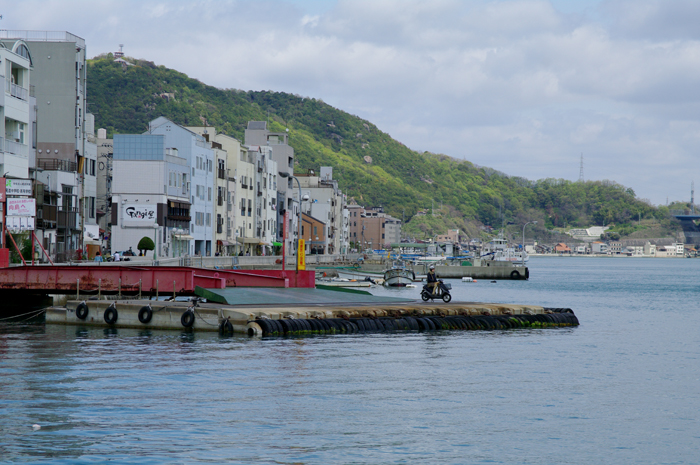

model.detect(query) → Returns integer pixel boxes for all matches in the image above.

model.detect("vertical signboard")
[298,239,306,270]
[0,178,5,203]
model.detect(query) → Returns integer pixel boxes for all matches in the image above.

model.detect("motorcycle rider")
[427,264,439,295]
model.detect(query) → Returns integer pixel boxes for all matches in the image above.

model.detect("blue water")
[1,257,699,464]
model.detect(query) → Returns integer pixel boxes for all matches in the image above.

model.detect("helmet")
[429,265,435,270]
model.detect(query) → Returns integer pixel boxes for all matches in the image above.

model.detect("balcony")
[38,159,77,172]
[57,208,78,230]
[3,138,28,157]
[167,213,191,222]
[5,80,28,101]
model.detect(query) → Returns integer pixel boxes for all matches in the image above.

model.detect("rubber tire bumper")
[76,302,89,320]
[138,306,153,324]
[181,310,195,328]
[104,305,118,325]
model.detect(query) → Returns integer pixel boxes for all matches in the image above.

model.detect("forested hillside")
[87,56,680,240]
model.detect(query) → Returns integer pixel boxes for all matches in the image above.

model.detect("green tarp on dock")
[195,286,414,306]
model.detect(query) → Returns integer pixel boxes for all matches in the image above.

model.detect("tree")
[138,236,155,256]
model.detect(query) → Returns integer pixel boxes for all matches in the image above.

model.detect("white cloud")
[3,0,699,204]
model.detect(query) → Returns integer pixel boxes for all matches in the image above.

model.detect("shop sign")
[123,203,156,226]
[6,216,35,232]
[7,198,36,216]
[0,178,5,202]
[5,179,32,196]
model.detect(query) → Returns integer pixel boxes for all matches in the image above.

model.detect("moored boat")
[383,261,416,287]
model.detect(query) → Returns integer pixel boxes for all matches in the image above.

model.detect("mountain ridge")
[87,55,681,241]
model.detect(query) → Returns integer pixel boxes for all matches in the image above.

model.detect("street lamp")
[278,171,302,272]
[153,223,159,262]
[522,221,537,253]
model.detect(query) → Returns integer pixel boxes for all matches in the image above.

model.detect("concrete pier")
[47,297,578,336]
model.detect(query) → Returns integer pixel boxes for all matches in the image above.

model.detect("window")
[208,187,212,201]
[206,213,211,226]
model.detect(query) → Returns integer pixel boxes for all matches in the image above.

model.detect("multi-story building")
[0,38,32,251]
[0,37,31,179]
[244,122,295,254]
[95,128,113,249]
[148,117,214,256]
[301,212,327,254]
[111,134,191,258]
[189,129,253,255]
[82,114,98,252]
[297,167,346,255]
[249,145,277,253]
[346,204,400,251]
[2,30,88,260]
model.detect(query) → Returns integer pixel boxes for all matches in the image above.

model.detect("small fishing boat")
[383,261,416,287]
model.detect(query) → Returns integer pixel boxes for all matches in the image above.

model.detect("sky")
[3,0,699,206]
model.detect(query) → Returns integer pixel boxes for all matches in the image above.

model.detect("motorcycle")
[421,279,452,302]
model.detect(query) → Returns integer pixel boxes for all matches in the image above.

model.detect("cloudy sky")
[4,0,700,205]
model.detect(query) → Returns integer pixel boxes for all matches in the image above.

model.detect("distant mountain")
[87,55,679,240]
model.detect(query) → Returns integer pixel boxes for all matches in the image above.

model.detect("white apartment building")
[0,38,31,179]
[190,130,254,255]
[111,134,191,258]
[250,145,277,253]
[244,122,295,255]
[149,117,214,256]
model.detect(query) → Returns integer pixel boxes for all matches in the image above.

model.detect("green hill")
[87,55,680,241]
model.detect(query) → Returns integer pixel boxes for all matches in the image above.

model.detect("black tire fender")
[219,319,234,334]
[181,310,195,328]
[104,305,118,325]
[138,306,153,324]
[76,302,89,320]
[510,270,521,279]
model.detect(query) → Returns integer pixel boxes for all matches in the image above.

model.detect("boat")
[383,261,416,287]
[481,232,529,264]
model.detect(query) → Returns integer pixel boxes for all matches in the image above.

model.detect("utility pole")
[578,153,584,182]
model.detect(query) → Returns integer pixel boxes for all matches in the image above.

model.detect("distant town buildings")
[0,31,691,263]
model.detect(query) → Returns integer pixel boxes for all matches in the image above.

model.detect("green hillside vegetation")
[87,55,681,241]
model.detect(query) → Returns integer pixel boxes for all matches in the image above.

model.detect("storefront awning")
[272,242,282,247]
[236,237,259,244]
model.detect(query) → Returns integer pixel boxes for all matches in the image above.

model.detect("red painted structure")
[0,265,315,295]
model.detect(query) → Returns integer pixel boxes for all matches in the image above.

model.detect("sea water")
[1,257,699,464]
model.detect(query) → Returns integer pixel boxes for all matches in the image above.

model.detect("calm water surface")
[1,257,699,464]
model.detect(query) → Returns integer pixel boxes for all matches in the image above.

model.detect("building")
[346,204,400,251]
[591,241,608,254]
[111,134,191,258]
[297,167,347,255]
[301,212,327,254]
[0,38,31,178]
[2,30,89,259]
[244,122,294,254]
[1,37,33,252]
[554,243,572,254]
[95,128,113,249]
[436,229,459,244]
[148,118,214,256]
[189,130,253,255]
